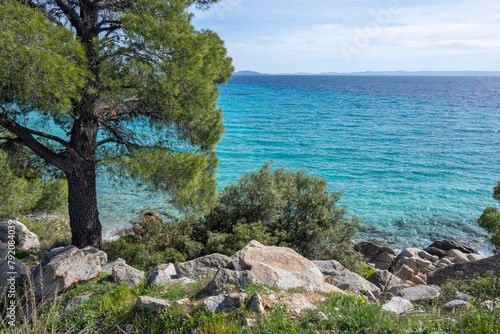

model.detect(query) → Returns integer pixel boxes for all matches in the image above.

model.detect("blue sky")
[191,0,500,73]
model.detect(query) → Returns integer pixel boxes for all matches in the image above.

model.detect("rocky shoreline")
[1,219,499,332]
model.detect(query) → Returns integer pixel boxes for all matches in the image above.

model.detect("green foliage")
[258,307,304,333]
[442,271,500,303]
[103,215,204,271]
[458,307,500,334]
[204,162,359,260]
[95,0,234,214]
[478,181,500,249]
[0,1,87,114]
[1,0,233,248]
[0,148,67,217]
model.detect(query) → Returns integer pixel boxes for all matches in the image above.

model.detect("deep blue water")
[99,75,500,253]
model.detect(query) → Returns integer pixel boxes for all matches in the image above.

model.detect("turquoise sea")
[99,75,500,254]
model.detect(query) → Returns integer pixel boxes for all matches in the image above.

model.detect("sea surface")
[98,75,500,254]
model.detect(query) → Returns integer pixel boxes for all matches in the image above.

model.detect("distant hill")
[235,70,500,77]
[233,70,268,76]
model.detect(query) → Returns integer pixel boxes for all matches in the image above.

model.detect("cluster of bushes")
[104,163,363,272]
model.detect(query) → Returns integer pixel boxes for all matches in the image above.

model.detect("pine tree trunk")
[66,162,102,249]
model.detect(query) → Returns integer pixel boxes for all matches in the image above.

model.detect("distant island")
[234,70,500,76]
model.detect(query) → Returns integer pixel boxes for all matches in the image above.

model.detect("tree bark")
[66,162,102,248]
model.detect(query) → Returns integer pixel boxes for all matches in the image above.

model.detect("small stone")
[455,291,474,301]
[481,298,500,312]
[135,296,171,312]
[147,263,177,285]
[171,277,196,284]
[443,300,470,310]
[400,285,442,301]
[176,298,190,306]
[248,292,265,313]
[381,297,414,315]
[125,324,134,332]
[102,258,126,275]
[112,264,145,287]
[243,318,256,327]
[202,293,248,313]
[318,311,329,321]
[61,294,92,315]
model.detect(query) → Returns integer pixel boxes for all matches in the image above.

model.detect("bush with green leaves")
[478,181,500,251]
[0,141,67,217]
[204,162,360,260]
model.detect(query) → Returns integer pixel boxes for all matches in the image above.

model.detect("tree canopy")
[0,0,233,248]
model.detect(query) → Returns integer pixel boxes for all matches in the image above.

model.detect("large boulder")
[354,242,397,270]
[208,268,256,295]
[427,240,478,254]
[427,254,500,286]
[112,264,145,287]
[147,263,177,285]
[175,254,232,279]
[0,258,31,293]
[233,241,325,291]
[0,220,40,253]
[31,246,101,296]
[314,260,380,298]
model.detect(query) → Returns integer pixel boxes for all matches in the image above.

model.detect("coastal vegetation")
[0,0,233,249]
[103,163,364,274]
[478,181,500,251]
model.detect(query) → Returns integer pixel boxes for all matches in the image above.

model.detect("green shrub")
[478,181,500,251]
[204,162,359,261]
[103,216,202,271]
[441,271,500,303]
[0,142,67,217]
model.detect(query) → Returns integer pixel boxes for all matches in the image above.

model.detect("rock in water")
[427,240,478,254]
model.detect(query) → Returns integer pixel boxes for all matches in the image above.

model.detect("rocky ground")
[1,219,500,333]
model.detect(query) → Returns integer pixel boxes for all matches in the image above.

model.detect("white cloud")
[193,0,500,72]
